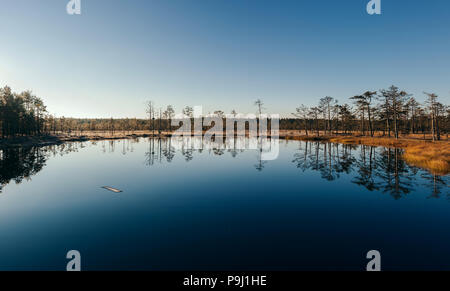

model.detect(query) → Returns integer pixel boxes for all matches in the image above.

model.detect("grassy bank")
[334,137,449,176]
[280,133,449,176]
[330,136,449,176]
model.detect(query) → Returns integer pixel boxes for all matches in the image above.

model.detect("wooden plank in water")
[101,186,123,193]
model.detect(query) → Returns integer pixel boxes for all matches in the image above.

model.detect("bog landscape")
[0,0,449,271]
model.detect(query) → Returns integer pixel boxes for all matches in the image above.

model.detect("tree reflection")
[182,148,194,162]
[254,139,267,172]
[293,142,357,180]
[421,173,448,200]
[0,148,46,193]
[162,138,176,163]
[374,148,414,200]
[334,143,357,174]
[144,138,157,166]
[0,143,81,193]
[1,138,447,200]
[292,141,447,200]
[352,145,378,191]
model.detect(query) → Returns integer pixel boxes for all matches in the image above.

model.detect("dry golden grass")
[329,136,423,148]
[402,144,450,176]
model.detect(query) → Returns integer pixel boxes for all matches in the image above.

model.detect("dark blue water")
[0,138,448,270]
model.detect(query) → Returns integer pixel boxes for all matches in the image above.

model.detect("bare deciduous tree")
[292,105,310,136]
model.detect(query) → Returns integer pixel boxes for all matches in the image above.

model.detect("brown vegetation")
[402,144,450,176]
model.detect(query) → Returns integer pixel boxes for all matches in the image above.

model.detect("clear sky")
[0,0,449,118]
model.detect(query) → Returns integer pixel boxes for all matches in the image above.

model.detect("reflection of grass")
[281,133,450,176]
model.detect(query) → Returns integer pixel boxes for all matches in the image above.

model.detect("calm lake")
[0,137,449,271]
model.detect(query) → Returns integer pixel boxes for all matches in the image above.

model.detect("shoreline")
[1,131,448,175]
[282,134,449,176]
[0,133,160,148]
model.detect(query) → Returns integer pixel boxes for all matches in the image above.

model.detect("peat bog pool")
[0,137,448,270]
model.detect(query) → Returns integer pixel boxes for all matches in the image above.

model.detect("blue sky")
[0,0,449,118]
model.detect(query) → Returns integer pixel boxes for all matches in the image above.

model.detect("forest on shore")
[1,85,449,141]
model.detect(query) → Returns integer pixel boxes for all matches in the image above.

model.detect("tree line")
[0,86,48,138]
[290,86,449,140]
[1,85,449,140]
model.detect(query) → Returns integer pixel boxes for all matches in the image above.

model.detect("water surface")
[0,138,448,270]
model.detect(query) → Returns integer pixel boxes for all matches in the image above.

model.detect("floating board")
[101,186,123,193]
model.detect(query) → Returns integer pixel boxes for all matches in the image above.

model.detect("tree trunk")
[431,112,435,141]
[367,105,373,137]
[316,117,319,136]
[304,119,308,136]
[361,109,365,136]
[435,111,440,141]
[387,116,391,137]
[393,110,398,139]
